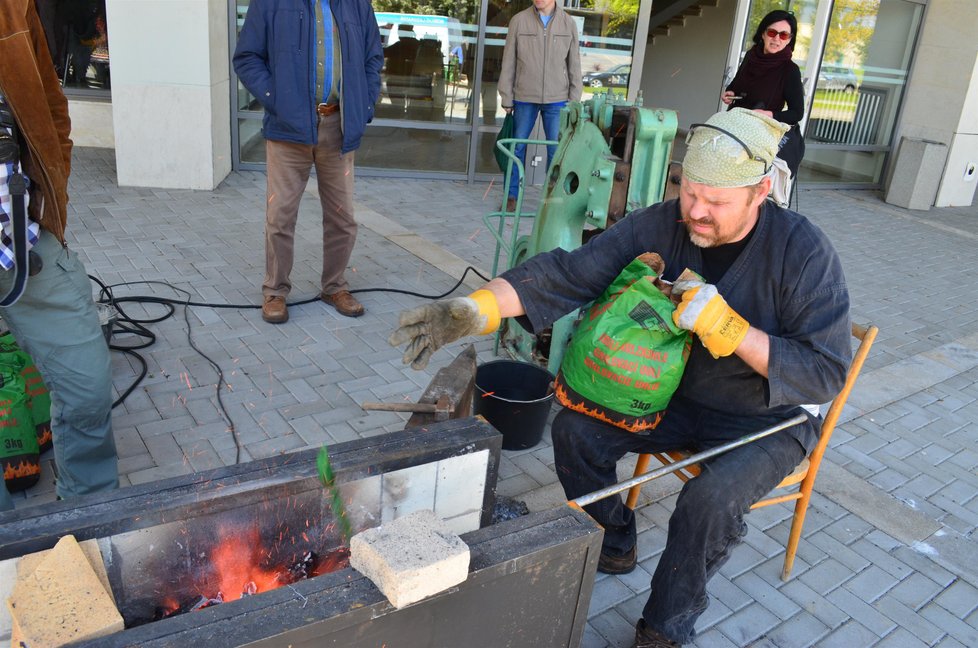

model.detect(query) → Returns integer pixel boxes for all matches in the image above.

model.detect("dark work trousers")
[551,397,809,644]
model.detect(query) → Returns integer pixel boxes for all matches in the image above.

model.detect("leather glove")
[389,290,500,370]
[672,281,749,358]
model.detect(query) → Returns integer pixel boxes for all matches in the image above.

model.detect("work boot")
[505,196,517,212]
[322,290,365,318]
[262,295,288,324]
[597,544,637,575]
[633,619,680,648]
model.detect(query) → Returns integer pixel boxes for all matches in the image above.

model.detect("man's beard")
[683,217,719,248]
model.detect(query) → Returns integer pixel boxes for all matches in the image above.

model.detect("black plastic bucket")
[474,360,556,451]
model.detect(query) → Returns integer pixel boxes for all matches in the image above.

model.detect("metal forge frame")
[0,418,603,648]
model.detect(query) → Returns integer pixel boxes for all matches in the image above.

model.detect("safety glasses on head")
[685,123,771,174]
[765,28,791,41]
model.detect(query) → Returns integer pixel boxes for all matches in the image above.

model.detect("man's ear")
[751,176,773,207]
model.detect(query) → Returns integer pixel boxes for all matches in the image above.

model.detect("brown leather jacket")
[0,0,72,243]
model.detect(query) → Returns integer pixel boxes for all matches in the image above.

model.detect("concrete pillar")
[105,0,231,190]
[891,1,978,208]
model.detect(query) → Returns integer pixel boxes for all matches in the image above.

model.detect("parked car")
[817,66,858,93]
[583,64,630,89]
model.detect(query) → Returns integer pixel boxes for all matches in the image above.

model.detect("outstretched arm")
[388,279,525,370]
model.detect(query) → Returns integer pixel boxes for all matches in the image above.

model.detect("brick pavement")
[6,147,978,647]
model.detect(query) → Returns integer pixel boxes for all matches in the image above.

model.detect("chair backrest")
[631,322,879,494]
[795,322,878,484]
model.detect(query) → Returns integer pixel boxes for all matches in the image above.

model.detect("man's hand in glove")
[389,290,500,370]
[672,281,749,358]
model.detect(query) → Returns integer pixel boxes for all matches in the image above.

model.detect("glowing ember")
[211,527,282,602]
[155,526,350,621]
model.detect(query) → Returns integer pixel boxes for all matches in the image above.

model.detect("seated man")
[389,108,852,647]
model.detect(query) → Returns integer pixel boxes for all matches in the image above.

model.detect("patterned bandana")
[682,108,789,188]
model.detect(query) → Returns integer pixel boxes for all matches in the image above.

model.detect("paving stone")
[717,542,766,580]
[713,602,780,645]
[807,530,871,575]
[510,452,558,488]
[588,577,636,616]
[825,587,897,637]
[580,623,610,648]
[875,596,945,645]
[876,627,930,648]
[921,600,978,646]
[932,579,978,619]
[694,597,733,634]
[890,545,957,588]
[798,558,855,596]
[605,564,648,599]
[587,609,632,648]
[779,579,849,631]
[843,564,901,603]
[732,571,801,620]
[689,629,738,648]
[763,610,830,648]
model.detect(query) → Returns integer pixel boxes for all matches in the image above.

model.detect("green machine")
[485,94,678,375]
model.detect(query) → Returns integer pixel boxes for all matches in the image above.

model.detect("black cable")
[91,265,492,464]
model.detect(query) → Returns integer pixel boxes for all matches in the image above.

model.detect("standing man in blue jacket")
[233,0,382,323]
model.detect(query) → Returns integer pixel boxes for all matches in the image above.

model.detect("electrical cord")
[91,265,492,463]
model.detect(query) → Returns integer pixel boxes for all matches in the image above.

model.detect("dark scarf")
[728,44,794,114]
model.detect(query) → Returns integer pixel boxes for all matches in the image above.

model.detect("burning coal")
[153,525,350,622]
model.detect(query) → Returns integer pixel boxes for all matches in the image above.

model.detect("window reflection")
[576,0,639,102]
[37,0,110,92]
[374,5,478,124]
[231,0,643,176]
[803,0,923,184]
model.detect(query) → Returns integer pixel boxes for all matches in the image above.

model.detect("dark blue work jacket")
[501,199,853,453]
[233,0,382,153]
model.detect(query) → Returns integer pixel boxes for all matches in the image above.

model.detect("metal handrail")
[483,136,558,276]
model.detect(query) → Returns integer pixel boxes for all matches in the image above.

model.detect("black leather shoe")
[597,544,637,574]
[633,619,680,648]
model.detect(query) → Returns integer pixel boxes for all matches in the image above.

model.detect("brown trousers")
[264,112,356,297]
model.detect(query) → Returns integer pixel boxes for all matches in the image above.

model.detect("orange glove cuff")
[468,289,501,335]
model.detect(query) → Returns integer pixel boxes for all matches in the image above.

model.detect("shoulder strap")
[0,173,30,307]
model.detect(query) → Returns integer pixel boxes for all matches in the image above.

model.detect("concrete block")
[885,138,948,210]
[350,509,469,609]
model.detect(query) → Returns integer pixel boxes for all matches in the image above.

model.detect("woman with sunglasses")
[721,10,805,179]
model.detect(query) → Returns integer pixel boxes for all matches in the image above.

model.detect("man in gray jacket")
[498,0,582,211]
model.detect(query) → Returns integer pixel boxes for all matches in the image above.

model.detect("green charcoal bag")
[494,112,516,173]
[555,257,691,432]
[0,333,52,452]
[0,359,41,491]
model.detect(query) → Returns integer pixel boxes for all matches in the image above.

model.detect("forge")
[0,417,602,647]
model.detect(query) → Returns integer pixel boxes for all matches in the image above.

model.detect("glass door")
[723,0,924,187]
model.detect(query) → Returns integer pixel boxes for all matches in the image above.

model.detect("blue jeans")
[0,231,116,511]
[552,397,808,644]
[507,101,566,199]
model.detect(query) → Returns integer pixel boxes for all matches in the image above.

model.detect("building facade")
[62,0,977,207]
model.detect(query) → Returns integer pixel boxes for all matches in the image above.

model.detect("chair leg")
[781,485,814,581]
[625,453,652,510]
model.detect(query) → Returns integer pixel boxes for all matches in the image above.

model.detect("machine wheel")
[589,79,603,88]
[844,84,856,94]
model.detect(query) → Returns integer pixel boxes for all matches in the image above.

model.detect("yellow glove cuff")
[469,289,501,335]
[697,297,749,358]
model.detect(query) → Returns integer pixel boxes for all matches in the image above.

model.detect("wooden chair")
[624,323,878,581]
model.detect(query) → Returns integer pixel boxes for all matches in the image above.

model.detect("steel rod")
[361,401,439,413]
[571,413,808,508]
